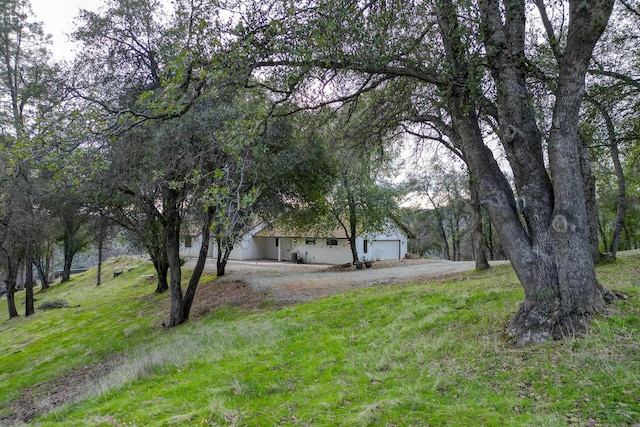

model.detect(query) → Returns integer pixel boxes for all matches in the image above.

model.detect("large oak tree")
[235,0,618,344]
[72,0,337,327]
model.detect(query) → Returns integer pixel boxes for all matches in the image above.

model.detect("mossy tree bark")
[2,252,21,319]
[25,255,35,317]
[164,188,187,327]
[183,207,214,320]
[469,177,490,271]
[476,0,615,344]
[165,189,215,326]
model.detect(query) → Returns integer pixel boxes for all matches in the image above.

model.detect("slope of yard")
[1,254,639,426]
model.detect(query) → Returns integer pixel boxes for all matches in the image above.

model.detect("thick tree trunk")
[5,279,18,319]
[597,216,610,251]
[97,238,103,287]
[216,237,233,277]
[95,216,108,287]
[61,248,74,283]
[578,134,602,262]
[347,234,358,264]
[25,258,35,317]
[4,255,20,318]
[427,194,450,260]
[152,257,169,294]
[35,259,49,290]
[216,243,225,276]
[452,231,459,260]
[148,236,169,293]
[165,189,185,327]
[60,217,88,283]
[583,97,626,259]
[455,220,460,260]
[484,220,495,260]
[131,206,170,293]
[438,220,450,260]
[474,0,615,344]
[183,207,214,320]
[469,176,490,270]
[347,191,359,264]
[147,238,170,293]
[45,254,51,285]
[623,225,636,250]
[452,3,553,345]
[335,212,358,264]
[606,121,626,258]
[335,216,358,264]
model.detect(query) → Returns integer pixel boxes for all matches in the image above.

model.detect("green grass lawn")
[1,254,639,426]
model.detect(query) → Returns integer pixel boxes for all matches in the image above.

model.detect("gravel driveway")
[199,259,509,302]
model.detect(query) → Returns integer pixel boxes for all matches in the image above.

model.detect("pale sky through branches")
[30,0,102,59]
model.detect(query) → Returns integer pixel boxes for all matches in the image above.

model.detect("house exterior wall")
[180,234,203,258]
[254,237,276,260]
[360,225,408,261]
[179,221,269,261]
[179,220,408,264]
[292,238,352,265]
[279,238,293,261]
[236,231,257,260]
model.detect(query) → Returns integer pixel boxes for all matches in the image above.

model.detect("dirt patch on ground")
[154,279,282,325]
[227,258,494,303]
[1,354,124,425]
[189,279,279,319]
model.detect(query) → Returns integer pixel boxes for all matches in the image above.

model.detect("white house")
[180,219,408,265]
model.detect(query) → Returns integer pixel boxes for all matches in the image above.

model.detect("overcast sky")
[30,0,102,59]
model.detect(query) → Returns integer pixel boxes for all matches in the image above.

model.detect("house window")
[275,237,279,247]
[326,239,338,246]
[184,235,192,248]
[305,238,316,245]
[363,239,369,253]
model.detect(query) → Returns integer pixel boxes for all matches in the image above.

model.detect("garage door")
[372,240,401,260]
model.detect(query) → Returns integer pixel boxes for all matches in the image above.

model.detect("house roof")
[185,215,409,240]
[254,223,349,239]
[254,216,409,239]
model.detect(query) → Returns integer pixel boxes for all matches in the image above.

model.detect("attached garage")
[370,239,401,260]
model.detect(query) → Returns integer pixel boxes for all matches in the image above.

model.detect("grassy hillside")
[1,254,639,426]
